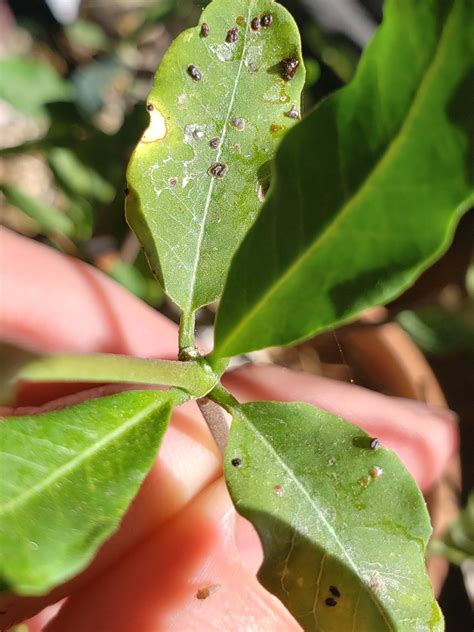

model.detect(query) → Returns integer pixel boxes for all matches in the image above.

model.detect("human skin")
[0,228,457,631]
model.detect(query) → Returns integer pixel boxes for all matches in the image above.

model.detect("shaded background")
[0,0,472,629]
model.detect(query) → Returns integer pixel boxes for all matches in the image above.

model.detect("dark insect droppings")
[209,137,220,149]
[370,437,380,450]
[329,585,341,598]
[146,103,154,112]
[200,23,210,37]
[261,14,273,27]
[231,457,242,468]
[187,65,202,81]
[325,597,337,607]
[124,187,130,196]
[226,27,239,43]
[251,17,261,31]
[281,57,300,81]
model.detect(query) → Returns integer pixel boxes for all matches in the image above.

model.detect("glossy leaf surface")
[0,389,181,595]
[225,402,442,631]
[126,0,304,313]
[214,0,474,357]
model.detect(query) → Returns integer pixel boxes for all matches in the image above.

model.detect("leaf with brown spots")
[126,0,304,315]
[225,401,443,631]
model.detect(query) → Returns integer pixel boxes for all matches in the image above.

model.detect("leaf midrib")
[0,398,166,516]
[217,1,459,354]
[242,408,395,631]
[186,0,254,312]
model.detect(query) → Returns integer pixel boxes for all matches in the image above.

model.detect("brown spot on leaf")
[231,116,245,130]
[208,162,228,178]
[286,105,300,119]
[270,124,282,134]
[273,484,285,497]
[261,14,273,27]
[251,17,261,31]
[146,103,154,112]
[369,466,383,479]
[200,23,210,38]
[168,177,178,187]
[226,27,239,43]
[281,57,300,81]
[209,137,220,149]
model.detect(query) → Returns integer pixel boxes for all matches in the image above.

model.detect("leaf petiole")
[15,353,218,398]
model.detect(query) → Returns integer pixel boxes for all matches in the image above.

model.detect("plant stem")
[178,310,197,359]
[208,382,239,413]
[197,398,229,454]
[16,353,217,398]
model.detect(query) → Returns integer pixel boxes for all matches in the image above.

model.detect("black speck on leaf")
[370,437,380,450]
[200,23,210,38]
[146,103,154,112]
[261,14,273,27]
[187,65,202,81]
[329,585,341,598]
[231,457,242,468]
[325,597,337,607]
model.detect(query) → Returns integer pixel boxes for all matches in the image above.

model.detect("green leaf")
[0,389,182,595]
[65,19,110,53]
[0,56,71,118]
[126,0,305,314]
[47,147,115,204]
[0,185,75,238]
[225,402,442,631]
[397,305,474,358]
[214,0,474,358]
